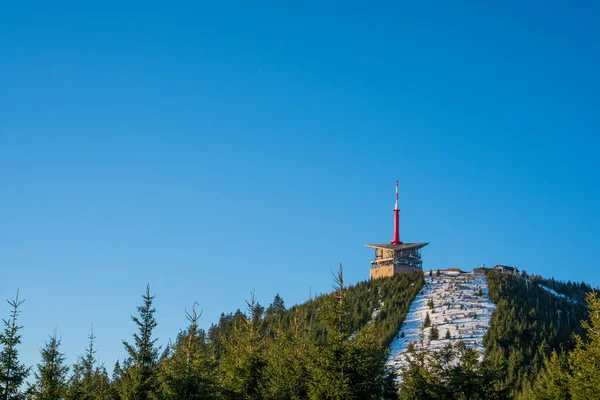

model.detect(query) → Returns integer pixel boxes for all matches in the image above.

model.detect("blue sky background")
[1,1,599,376]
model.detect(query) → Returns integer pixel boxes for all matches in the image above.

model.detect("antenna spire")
[395,180,399,210]
[391,180,402,245]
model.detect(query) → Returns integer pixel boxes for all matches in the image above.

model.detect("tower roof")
[365,242,429,251]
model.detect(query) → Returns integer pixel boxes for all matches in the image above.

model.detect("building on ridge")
[492,265,518,274]
[366,180,428,279]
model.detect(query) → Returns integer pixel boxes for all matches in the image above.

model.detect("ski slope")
[388,271,496,372]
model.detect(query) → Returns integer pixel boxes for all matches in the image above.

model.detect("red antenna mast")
[391,180,402,245]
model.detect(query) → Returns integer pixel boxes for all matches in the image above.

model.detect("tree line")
[0,268,423,399]
[1,268,597,399]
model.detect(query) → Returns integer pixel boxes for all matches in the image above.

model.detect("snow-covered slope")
[388,271,496,372]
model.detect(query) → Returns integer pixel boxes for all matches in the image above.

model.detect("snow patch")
[537,284,576,303]
[388,272,496,372]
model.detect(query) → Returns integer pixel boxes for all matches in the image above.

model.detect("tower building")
[366,180,428,279]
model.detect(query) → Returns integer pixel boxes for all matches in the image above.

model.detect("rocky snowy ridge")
[387,271,496,372]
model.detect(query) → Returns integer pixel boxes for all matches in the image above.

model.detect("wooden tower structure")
[366,180,428,279]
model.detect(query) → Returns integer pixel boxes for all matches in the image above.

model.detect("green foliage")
[29,333,69,400]
[307,265,393,399]
[159,304,217,399]
[0,290,30,400]
[429,325,439,341]
[261,309,312,399]
[1,268,596,399]
[202,266,424,399]
[568,291,600,399]
[483,270,589,397]
[265,294,286,319]
[398,340,507,400]
[119,284,160,400]
[218,291,267,399]
[423,312,431,328]
[65,328,113,400]
[427,298,434,310]
[529,350,571,400]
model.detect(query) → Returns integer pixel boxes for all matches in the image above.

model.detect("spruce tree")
[159,303,217,399]
[64,360,84,400]
[262,308,312,399]
[423,312,431,328]
[429,325,439,341]
[82,328,97,395]
[569,291,600,399]
[265,294,286,318]
[308,264,351,399]
[0,290,30,400]
[427,298,434,310]
[218,291,267,399]
[530,350,571,400]
[66,328,111,400]
[121,284,160,400]
[109,361,124,399]
[308,264,394,399]
[30,332,69,400]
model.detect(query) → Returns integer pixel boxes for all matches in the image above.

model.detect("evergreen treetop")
[30,332,69,400]
[0,290,30,400]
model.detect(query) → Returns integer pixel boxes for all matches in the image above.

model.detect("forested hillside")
[1,269,424,400]
[483,270,590,397]
[396,269,598,400]
[1,268,598,399]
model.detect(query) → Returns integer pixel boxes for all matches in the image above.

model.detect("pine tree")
[0,290,30,400]
[398,338,437,399]
[429,325,439,341]
[307,264,394,399]
[447,341,485,399]
[82,328,98,396]
[445,329,451,340]
[427,298,434,310]
[218,291,267,399]
[30,332,69,400]
[65,327,111,400]
[530,350,571,400]
[90,366,111,400]
[423,312,431,328]
[262,308,312,399]
[120,284,160,400]
[109,361,123,400]
[159,303,217,399]
[399,340,507,400]
[64,360,85,400]
[569,291,600,399]
[308,264,351,400]
[265,294,286,318]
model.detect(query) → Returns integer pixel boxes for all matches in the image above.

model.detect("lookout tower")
[366,180,428,279]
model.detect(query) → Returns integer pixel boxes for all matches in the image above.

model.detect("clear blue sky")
[1,1,599,375]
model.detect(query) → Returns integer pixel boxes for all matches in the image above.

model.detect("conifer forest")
[0,268,598,399]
